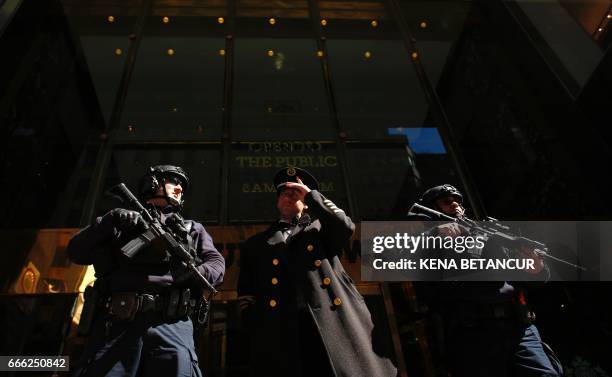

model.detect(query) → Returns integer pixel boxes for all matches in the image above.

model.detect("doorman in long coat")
[238,167,397,377]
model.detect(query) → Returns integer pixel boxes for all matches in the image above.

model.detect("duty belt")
[107,289,199,322]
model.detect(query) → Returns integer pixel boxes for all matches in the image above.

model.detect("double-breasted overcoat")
[238,190,397,377]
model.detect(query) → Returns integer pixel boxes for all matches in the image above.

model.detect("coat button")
[333,298,342,306]
[314,259,322,267]
[271,277,279,285]
[322,277,331,286]
[269,299,277,308]
[306,244,314,252]
[272,258,279,266]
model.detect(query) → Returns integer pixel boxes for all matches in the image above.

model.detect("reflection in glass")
[78,36,132,125]
[509,0,602,92]
[232,38,333,141]
[348,142,420,219]
[62,5,139,127]
[388,127,446,154]
[119,34,225,141]
[228,142,347,222]
[396,0,470,87]
[327,39,429,139]
[101,146,221,222]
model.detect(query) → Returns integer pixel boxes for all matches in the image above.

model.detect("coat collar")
[267,214,312,245]
[286,214,311,240]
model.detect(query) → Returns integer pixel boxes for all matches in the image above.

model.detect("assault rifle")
[109,183,218,294]
[108,183,217,327]
[409,203,586,271]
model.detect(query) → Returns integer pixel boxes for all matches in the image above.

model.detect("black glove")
[164,213,189,239]
[170,259,198,285]
[109,209,149,232]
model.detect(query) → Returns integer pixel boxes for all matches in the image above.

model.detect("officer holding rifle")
[408,184,562,377]
[67,165,225,377]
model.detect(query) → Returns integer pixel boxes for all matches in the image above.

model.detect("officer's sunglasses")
[438,197,461,206]
[164,176,183,187]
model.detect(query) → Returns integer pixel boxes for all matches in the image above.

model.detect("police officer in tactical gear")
[409,184,562,377]
[67,165,225,377]
[419,184,466,222]
[420,184,463,206]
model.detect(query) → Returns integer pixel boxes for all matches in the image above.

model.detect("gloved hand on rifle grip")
[109,209,149,233]
[171,259,198,285]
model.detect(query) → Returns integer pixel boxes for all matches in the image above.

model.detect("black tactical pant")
[73,312,201,377]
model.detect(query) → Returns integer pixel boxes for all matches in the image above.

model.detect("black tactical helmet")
[419,184,463,207]
[138,165,189,206]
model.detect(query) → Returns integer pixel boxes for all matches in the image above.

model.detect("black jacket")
[67,209,225,293]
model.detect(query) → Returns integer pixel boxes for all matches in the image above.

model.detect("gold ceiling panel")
[151,8,227,17]
[237,0,309,8]
[153,0,227,17]
[61,0,389,20]
[236,0,309,18]
[61,0,144,16]
[319,0,387,20]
